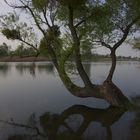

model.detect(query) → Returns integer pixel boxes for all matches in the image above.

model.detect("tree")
[2,0,140,107]
[0,11,40,56]
[0,42,10,56]
[14,44,24,57]
[83,0,140,82]
[39,37,49,56]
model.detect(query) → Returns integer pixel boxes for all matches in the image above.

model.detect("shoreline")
[0,56,51,62]
[0,56,139,62]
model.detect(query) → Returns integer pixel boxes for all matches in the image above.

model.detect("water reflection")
[83,63,91,77]
[2,99,140,140]
[16,63,36,77]
[0,63,11,77]
[0,62,140,140]
[39,105,125,140]
[15,62,55,77]
[1,105,125,140]
[129,96,140,140]
[37,63,54,74]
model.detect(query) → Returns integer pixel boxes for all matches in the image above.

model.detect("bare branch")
[92,40,112,50]
[42,8,52,29]
[4,0,45,34]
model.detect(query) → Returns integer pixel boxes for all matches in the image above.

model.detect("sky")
[0,0,139,58]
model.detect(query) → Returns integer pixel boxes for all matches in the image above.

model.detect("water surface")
[0,61,140,140]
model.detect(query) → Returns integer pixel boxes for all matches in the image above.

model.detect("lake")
[0,61,140,140]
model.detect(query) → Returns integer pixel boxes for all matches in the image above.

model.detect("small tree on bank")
[0,42,10,56]
[1,0,140,107]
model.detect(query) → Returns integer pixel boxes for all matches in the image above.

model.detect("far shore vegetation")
[0,42,139,62]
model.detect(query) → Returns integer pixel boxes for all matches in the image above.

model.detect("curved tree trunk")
[52,47,129,107]
[98,82,129,106]
[57,65,129,106]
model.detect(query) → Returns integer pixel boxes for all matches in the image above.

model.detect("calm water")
[0,61,140,140]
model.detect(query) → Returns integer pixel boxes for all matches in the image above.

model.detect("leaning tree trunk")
[42,7,130,107]
[46,43,129,107]
[98,82,129,106]
[56,63,129,107]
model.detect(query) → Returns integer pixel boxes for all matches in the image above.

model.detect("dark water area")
[0,61,140,140]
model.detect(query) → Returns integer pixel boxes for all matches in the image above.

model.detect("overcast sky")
[0,0,139,57]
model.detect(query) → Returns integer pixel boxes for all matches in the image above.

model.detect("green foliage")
[132,38,140,50]
[78,0,140,46]
[47,25,61,39]
[57,0,89,23]
[39,38,48,56]
[32,0,49,10]
[44,25,63,58]
[2,28,21,40]
[80,40,92,54]
[0,12,38,48]
[39,29,62,57]
[14,44,36,57]
[14,44,24,57]
[0,43,10,56]
[59,0,86,8]
[126,0,140,14]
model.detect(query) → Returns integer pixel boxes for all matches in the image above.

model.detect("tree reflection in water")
[15,63,36,77]
[128,96,140,140]
[0,63,11,76]
[0,105,126,140]
[1,96,140,140]
[15,62,55,78]
[0,62,140,140]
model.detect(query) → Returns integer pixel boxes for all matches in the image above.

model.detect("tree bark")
[57,68,129,107]
[68,5,93,87]
[105,49,116,83]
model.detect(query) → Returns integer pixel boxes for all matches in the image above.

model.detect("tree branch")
[113,15,140,49]
[5,0,59,67]
[18,38,39,52]
[74,12,94,28]
[93,40,112,50]
[42,8,52,29]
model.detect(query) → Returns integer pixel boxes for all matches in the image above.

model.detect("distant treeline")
[0,42,139,61]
